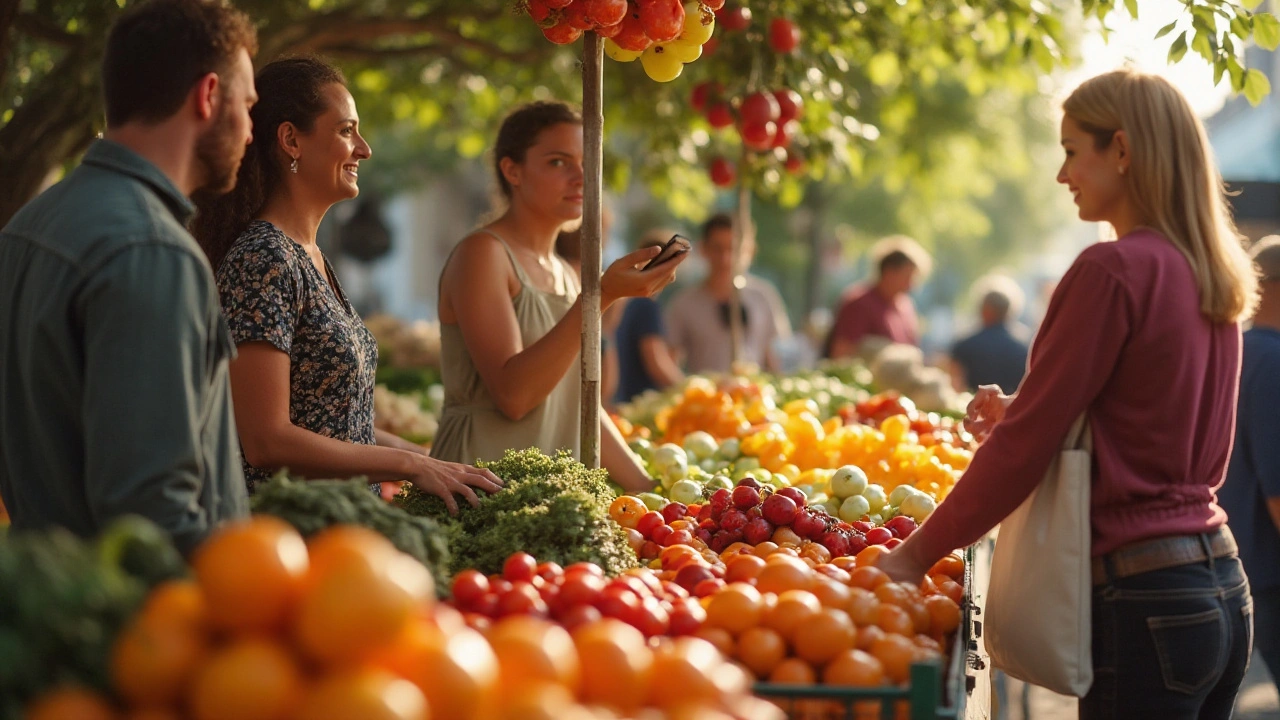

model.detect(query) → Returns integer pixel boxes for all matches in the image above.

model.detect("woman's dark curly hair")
[191,55,344,270]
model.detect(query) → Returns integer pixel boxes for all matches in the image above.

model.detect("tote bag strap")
[1062,413,1092,454]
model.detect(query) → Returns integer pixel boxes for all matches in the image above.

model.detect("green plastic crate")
[752,545,976,720]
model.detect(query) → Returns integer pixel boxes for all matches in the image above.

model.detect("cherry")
[716,4,751,31]
[707,102,735,129]
[740,91,781,126]
[768,17,801,53]
[586,0,629,26]
[639,0,685,42]
[774,88,803,122]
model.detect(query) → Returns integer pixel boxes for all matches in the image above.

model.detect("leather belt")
[1091,526,1237,586]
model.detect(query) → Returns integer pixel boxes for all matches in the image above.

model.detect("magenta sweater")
[914,229,1241,561]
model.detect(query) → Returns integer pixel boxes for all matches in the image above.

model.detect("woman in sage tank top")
[433,102,685,492]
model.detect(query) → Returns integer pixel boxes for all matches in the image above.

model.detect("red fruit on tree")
[691,81,721,113]
[702,37,720,56]
[709,157,735,186]
[564,1,596,30]
[773,88,803,122]
[544,0,575,8]
[701,0,726,9]
[586,0,629,26]
[771,120,796,149]
[707,102,734,128]
[527,0,553,23]
[768,17,801,53]
[542,20,583,44]
[716,5,751,31]
[614,6,653,51]
[596,20,624,37]
[740,91,781,125]
[639,0,685,42]
[785,153,805,175]
[740,120,776,150]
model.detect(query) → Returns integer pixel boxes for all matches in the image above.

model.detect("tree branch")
[13,11,79,46]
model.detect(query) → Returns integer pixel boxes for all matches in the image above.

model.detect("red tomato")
[503,552,537,583]
[497,584,548,618]
[450,569,489,607]
[559,572,606,607]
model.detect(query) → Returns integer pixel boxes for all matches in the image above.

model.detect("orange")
[762,590,821,644]
[930,553,965,581]
[24,687,118,720]
[752,541,780,558]
[846,587,881,626]
[189,638,302,720]
[646,637,725,710]
[848,566,890,591]
[871,634,918,684]
[905,598,931,634]
[488,616,581,700]
[832,556,861,573]
[734,626,787,678]
[192,517,309,635]
[772,526,804,547]
[661,544,703,571]
[856,624,887,651]
[924,595,961,637]
[854,545,889,568]
[111,613,209,709]
[704,583,763,635]
[140,580,207,629]
[495,682,580,720]
[800,543,832,565]
[768,657,816,684]
[609,496,648,528]
[823,649,885,687]
[792,608,855,665]
[573,619,653,713]
[873,582,912,609]
[937,579,964,605]
[372,619,497,720]
[874,604,915,638]
[811,578,852,609]
[294,668,427,720]
[724,554,766,584]
[813,562,849,584]
[693,626,737,656]
[295,544,432,667]
[756,556,813,595]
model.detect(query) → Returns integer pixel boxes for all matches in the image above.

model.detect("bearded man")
[0,0,259,554]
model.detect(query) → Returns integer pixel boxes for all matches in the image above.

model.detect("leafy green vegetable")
[397,449,638,578]
[375,365,441,395]
[250,475,454,594]
[0,517,175,718]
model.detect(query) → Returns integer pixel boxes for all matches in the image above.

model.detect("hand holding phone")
[642,234,692,271]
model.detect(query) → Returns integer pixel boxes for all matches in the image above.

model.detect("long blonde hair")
[1063,68,1258,323]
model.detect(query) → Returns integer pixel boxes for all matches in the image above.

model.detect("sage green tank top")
[430,231,582,464]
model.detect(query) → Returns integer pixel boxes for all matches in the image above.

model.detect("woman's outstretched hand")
[601,245,688,308]
[964,385,1014,442]
[407,455,504,515]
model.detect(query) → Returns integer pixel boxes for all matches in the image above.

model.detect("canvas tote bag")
[985,414,1093,697]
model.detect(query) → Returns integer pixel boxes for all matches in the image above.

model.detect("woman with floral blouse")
[192,56,500,514]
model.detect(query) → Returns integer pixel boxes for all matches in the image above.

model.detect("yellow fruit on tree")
[677,2,715,45]
[605,39,642,62]
[641,47,684,82]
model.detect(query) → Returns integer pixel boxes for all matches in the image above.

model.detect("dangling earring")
[290,157,299,174]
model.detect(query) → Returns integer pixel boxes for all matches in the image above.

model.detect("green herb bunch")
[250,475,454,593]
[397,448,638,578]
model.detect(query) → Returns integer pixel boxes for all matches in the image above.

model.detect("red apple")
[768,17,800,53]
[774,88,803,122]
[716,4,751,31]
[709,157,736,186]
[740,91,781,125]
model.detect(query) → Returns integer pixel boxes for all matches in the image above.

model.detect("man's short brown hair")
[102,0,257,127]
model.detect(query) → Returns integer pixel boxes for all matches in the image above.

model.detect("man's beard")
[194,101,246,197]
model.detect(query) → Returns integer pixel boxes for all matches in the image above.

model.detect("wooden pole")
[728,147,752,369]
[579,32,604,469]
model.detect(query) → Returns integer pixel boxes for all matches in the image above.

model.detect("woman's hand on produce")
[408,456,504,516]
[601,246,686,308]
[964,385,1013,441]
[873,538,933,586]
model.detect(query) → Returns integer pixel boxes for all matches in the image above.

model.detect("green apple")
[629,437,652,457]
[683,431,718,462]
[735,457,761,472]
[669,479,704,506]
[867,513,884,526]
[699,458,718,473]
[839,495,871,524]
[705,475,734,492]
[822,498,843,517]
[638,492,669,511]
[830,465,869,499]
[888,485,917,507]
[900,493,938,523]
[717,437,741,460]
[862,484,888,513]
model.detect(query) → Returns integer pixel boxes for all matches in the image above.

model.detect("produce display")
[398,449,640,577]
[250,475,454,595]
[1,517,184,718]
[373,384,441,447]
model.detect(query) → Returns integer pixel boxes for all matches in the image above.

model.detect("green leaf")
[1124,0,1138,19]
[1229,15,1250,41]
[1242,0,1265,10]
[1168,32,1189,63]
[1214,59,1227,86]
[1244,68,1271,106]
[1191,29,1214,62]
[1254,12,1280,50]
[1228,56,1246,89]
[1155,21,1178,40]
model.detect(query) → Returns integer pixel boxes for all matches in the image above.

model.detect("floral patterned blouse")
[217,220,378,492]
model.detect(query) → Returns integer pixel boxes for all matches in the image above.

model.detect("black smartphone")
[642,234,691,271]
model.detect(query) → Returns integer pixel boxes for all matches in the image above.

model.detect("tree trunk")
[578,32,604,469]
[802,184,828,320]
[0,46,99,227]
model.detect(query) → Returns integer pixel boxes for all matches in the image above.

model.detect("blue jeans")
[1081,551,1253,720]
[1254,585,1280,695]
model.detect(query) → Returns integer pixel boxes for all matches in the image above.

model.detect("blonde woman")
[879,68,1258,718]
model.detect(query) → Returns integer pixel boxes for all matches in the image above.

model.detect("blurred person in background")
[665,213,791,374]
[825,235,931,360]
[1220,236,1280,696]
[949,274,1030,394]
[613,229,687,404]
